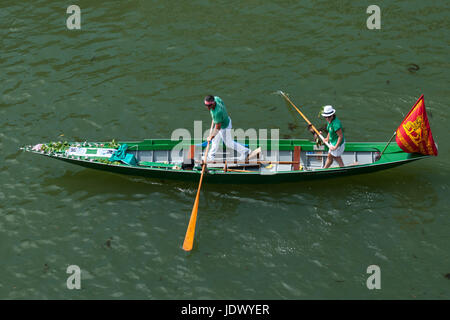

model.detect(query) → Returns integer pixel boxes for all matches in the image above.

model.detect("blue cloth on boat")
[109,144,137,165]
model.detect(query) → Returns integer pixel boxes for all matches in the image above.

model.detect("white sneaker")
[238,150,250,161]
[247,147,261,160]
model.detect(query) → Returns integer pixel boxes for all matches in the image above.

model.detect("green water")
[1,0,449,299]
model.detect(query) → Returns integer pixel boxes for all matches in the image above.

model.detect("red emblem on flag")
[395,95,438,156]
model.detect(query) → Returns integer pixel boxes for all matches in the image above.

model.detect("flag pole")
[380,132,396,157]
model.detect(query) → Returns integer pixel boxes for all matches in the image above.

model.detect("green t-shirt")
[327,116,345,147]
[210,96,230,128]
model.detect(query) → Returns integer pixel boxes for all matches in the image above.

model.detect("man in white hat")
[321,105,345,168]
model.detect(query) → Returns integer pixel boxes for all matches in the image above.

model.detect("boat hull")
[22,139,431,184]
[59,155,424,184]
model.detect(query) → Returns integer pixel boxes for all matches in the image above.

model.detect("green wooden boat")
[21,138,431,184]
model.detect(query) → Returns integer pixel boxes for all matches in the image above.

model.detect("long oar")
[278,91,331,149]
[182,120,215,251]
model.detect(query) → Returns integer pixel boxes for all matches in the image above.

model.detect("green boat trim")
[21,138,432,184]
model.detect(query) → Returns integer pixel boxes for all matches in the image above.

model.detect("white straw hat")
[321,105,336,117]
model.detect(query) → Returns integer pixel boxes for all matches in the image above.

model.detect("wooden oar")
[182,120,215,251]
[278,91,332,149]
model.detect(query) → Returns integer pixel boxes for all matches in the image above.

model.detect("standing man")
[204,95,250,162]
[322,105,345,168]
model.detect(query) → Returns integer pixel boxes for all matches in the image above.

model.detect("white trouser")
[207,118,250,161]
